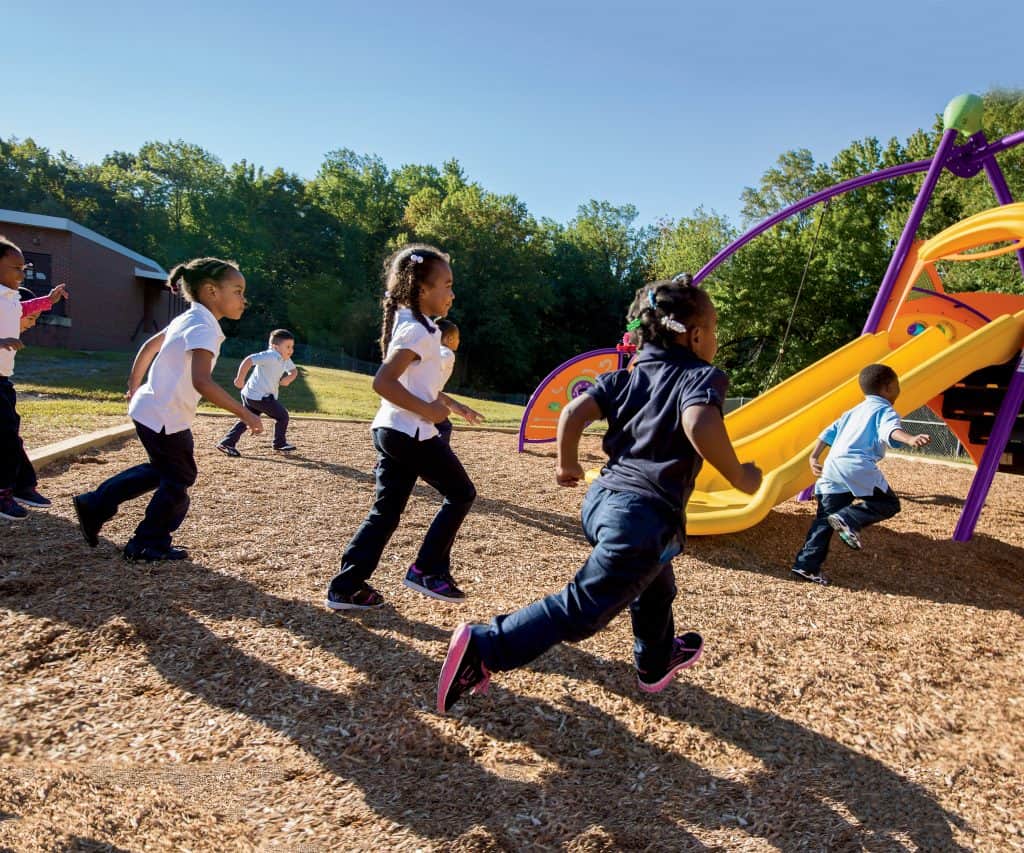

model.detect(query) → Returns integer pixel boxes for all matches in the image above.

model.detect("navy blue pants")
[0,377,36,494]
[471,484,684,676]
[84,421,198,550]
[221,394,290,449]
[792,487,901,574]
[330,427,476,595]
[436,418,453,445]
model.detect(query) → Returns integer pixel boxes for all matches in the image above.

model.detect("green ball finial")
[943,94,984,136]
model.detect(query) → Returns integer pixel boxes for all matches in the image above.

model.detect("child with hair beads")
[434,318,460,444]
[0,236,69,520]
[217,328,299,456]
[790,363,931,586]
[437,275,763,713]
[325,245,483,610]
[73,258,262,561]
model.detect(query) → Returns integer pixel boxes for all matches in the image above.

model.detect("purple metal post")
[981,156,1024,275]
[953,352,1024,541]
[861,128,961,335]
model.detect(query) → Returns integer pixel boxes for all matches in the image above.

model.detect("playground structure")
[518,94,1024,541]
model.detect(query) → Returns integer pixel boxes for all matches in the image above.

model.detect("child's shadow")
[3,513,970,850]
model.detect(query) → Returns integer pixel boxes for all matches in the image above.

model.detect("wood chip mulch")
[2,419,1023,851]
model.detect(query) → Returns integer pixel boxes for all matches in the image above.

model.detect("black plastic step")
[942,387,1012,419]
[956,355,1020,388]
[967,416,1024,445]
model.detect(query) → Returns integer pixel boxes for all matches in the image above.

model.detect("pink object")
[20,296,53,317]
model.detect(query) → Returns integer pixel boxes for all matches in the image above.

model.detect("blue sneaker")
[0,492,28,521]
[14,487,51,508]
[403,564,466,602]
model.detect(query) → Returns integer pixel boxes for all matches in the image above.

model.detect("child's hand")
[242,411,264,435]
[809,457,823,477]
[425,399,450,423]
[454,402,485,425]
[0,338,24,351]
[908,433,931,448]
[20,313,40,332]
[47,283,68,303]
[556,462,585,487]
[735,462,763,495]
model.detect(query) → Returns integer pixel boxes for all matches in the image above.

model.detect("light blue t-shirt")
[816,395,905,497]
[242,349,296,400]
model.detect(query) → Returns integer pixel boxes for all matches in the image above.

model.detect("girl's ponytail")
[380,292,399,358]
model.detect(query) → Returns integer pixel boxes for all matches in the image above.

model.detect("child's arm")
[233,356,254,389]
[439,392,484,425]
[18,284,67,318]
[808,438,829,477]
[126,331,166,400]
[191,350,263,433]
[891,428,931,448]
[555,394,603,486]
[19,311,41,332]
[682,405,762,494]
[0,338,24,351]
[372,350,450,424]
[279,368,298,387]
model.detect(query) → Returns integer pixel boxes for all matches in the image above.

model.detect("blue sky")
[5,0,1021,227]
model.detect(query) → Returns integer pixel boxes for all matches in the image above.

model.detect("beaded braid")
[166,257,240,303]
[378,243,449,357]
[625,273,712,351]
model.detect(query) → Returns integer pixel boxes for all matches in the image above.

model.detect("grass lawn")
[13,346,527,448]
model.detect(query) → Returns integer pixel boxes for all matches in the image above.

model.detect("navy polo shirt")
[588,343,728,517]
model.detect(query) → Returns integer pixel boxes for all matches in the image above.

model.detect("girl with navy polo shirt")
[325,244,483,611]
[438,276,763,713]
[73,258,262,562]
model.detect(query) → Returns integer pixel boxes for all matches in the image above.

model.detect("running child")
[325,244,483,610]
[0,235,69,520]
[790,363,931,586]
[437,275,763,713]
[73,258,262,561]
[434,318,460,444]
[217,328,299,456]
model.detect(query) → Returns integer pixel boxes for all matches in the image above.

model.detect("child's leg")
[410,436,475,574]
[471,486,674,673]
[219,397,261,448]
[793,492,856,574]
[253,395,290,448]
[330,429,418,594]
[129,426,197,550]
[629,561,677,674]
[0,378,33,494]
[836,487,901,531]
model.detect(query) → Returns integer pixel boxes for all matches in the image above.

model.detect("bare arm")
[808,438,829,477]
[233,356,254,389]
[556,394,603,486]
[279,368,298,387]
[439,392,484,425]
[191,350,263,433]
[126,331,166,400]
[891,428,931,448]
[371,349,449,423]
[681,404,762,494]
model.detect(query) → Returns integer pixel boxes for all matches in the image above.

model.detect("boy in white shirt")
[217,329,299,456]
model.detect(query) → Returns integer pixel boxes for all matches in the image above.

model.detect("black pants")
[435,418,453,445]
[221,394,290,448]
[83,421,198,550]
[330,427,476,595]
[793,487,901,574]
[0,377,37,494]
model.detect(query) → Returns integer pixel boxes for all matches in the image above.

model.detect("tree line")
[3,90,1022,395]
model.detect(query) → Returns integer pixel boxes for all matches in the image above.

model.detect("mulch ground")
[2,418,1023,851]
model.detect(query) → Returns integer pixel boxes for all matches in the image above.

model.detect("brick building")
[0,208,185,351]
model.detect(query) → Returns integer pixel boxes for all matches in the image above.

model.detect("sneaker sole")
[0,509,28,521]
[436,623,489,713]
[637,640,704,694]
[791,568,829,586]
[324,596,385,611]
[216,445,241,458]
[828,516,862,549]
[14,498,50,508]
[402,577,466,603]
[72,496,99,547]
[273,447,296,453]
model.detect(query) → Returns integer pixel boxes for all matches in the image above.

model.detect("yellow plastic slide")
[686,310,1024,536]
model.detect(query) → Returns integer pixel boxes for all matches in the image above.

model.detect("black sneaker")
[637,632,704,693]
[791,566,830,586]
[14,488,51,508]
[403,564,466,602]
[325,583,385,611]
[273,443,297,453]
[216,443,241,458]
[123,542,189,563]
[827,514,862,550]
[72,494,103,547]
[437,623,491,713]
[0,493,28,521]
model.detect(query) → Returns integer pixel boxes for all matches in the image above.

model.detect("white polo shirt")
[439,345,456,389]
[129,302,225,435]
[370,308,443,440]
[242,348,296,400]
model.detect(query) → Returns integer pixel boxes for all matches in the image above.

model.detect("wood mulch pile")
[2,418,1022,851]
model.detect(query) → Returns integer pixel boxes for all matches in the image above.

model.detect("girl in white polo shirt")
[325,244,483,610]
[73,258,262,562]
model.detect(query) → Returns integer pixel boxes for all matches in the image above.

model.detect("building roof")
[0,208,167,275]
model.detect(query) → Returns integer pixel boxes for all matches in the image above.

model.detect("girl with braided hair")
[438,274,762,714]
[73,258,262,562]
[325,244,483,611]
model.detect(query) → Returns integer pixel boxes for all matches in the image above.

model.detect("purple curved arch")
[907,286,991,325]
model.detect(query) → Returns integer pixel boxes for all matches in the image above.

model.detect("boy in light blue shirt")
[217,329,298,456]
[791,363,930,586]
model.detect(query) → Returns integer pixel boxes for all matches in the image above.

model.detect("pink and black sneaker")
[403,564,466,602]
[325,582,385,611]
[437,623,491,713]
[637,631,704,693]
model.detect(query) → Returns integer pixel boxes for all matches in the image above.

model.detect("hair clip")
[409,253,424,264]
[647,289,657,309]
[661,316,687,334]
[625,317,643,331]
[671,272,693,285]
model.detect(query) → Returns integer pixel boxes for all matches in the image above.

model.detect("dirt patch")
[2,419,1023,850]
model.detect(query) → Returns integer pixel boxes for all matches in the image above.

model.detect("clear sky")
[5,0,1021,227]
